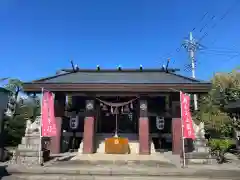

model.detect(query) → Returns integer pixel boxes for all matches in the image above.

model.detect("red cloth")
[41,91,57,137]
[180,92,195,140]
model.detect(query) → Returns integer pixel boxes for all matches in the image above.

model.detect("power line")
[200,48,239,55]
[198,50,240,67]
[161,0,239,68]
[159,11,210,66]
[199,15,216,33]
[199,0,239,42]
[184,0,240,74]
[202,47,239,52]
[199,51,239,56]
[192,12,209,32]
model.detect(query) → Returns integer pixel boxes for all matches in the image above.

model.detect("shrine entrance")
[96,97,139,135]
[95,96,139,154]
[22,66,211,155]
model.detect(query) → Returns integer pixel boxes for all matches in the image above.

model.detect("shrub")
[208,138,234,152]
[208,138,235,164]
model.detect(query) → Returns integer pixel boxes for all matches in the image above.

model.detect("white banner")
[156,116,165,130]
[70,115,79,129]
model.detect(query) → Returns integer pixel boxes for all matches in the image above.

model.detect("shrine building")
[22,66,211,155]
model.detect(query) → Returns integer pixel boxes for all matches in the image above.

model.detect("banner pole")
[180,91,186,168]
[39,87,44,165]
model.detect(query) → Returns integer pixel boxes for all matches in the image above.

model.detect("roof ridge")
[27,70,207,84]
[167,71,204,82]
[58,68,180,73]
[31,71,74,83]
[29,69,180,83]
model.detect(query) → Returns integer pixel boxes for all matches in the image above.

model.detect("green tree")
[3,79,40,146]
[195,69,240,137]
[0,78,8,82]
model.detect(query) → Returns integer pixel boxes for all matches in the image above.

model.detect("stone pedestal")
[12,134,50,165]
[11,117,50,165]
[186,122,210,164]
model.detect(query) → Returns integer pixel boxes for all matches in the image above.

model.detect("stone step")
[11,156,43,166]
[185,152,211,159]
[18,144,40,151]
[21,136,40,145]
[194,147,210,153]
[6,165,240,179]
[186,158,213,165]
[185,152,214,165]
[52,159,176,167]
[16,150,43,157]
[3,175,220,180]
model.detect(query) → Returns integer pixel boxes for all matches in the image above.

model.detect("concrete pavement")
[1,175,237,180]
[3,164,240,178]
[1,152,240,180]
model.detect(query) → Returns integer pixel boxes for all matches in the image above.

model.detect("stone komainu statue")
[25,116,40,135]
[193,122,205,139]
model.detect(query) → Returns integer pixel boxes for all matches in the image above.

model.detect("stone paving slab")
[2,175,236,180]
[49,159,175,167]
[48,153,176,167]
[4,164,240,178]
[71,153,171,162]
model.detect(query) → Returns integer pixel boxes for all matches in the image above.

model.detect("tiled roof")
[31,70,207,84]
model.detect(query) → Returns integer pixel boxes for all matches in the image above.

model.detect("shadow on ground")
[0,165,10,180]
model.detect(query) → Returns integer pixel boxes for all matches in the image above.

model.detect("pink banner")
[41,91,57,137]
[180,91,195,140]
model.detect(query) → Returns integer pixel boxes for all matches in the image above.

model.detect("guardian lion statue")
[25,116,40,135]
[193,121,205,139]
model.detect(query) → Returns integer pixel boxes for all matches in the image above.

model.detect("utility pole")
[183,32,199,111]
[189,32,196,79]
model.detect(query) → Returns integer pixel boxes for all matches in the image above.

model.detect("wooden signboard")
[105,137,129,154]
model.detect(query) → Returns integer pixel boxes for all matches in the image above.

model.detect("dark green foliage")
[4,114,26,147]
[208,138,235,164]
[208,138,234,152]
[3,79,40,147]
[193,69,240,137]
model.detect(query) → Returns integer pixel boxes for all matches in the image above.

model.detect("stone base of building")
[72,152,173,166]
[78,134,157,155]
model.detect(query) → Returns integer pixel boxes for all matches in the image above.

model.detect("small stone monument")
[193,122,208,152]
[12,116,50,165]
[186,122,210,164]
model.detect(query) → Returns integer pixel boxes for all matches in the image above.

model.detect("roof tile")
[32,71,207,84]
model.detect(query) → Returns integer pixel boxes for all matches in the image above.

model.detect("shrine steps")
[71,153,174,167]
[78,133,157,154]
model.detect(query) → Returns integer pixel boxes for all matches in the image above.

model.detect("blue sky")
[0,0,239,82]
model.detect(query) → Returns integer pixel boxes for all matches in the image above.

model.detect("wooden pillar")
[83,100,95,154]
[139,99,150,155]
[172,118,182,154]
[171,99,182,154]
[50,93,65,154]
